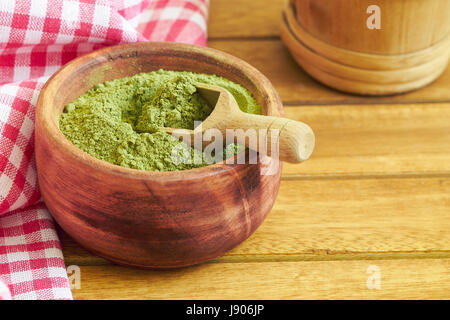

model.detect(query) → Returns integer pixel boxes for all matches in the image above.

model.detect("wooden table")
[61,0,450,299]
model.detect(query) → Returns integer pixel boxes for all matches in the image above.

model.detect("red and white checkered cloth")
[0,0,209,300]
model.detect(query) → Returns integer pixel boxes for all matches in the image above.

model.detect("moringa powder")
[59,70,262,171]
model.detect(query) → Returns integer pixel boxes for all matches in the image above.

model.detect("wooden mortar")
[293,0,450,55]
[282,0,450,95]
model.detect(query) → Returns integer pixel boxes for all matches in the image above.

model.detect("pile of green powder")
[59,70,261,171]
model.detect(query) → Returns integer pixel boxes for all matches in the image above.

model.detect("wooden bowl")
[35,42,283,269]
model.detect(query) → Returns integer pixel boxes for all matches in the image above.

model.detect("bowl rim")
[36,42,283,181]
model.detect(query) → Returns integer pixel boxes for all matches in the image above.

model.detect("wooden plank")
[71,258,450,299]
[52,102,450,181]
[208,40,450,104]
[282,103,450,176]
[54,103,450,182]
[61,176,450,265]
[235,177,450,255]
[209,0,285,39]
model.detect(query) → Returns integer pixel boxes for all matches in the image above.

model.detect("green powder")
[59,69,262,171]
[135,75,212,133]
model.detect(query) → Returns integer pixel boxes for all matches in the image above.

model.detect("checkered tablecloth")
[0,0,209,300]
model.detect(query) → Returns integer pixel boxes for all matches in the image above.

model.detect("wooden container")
[281,0,450,95]
[35,42,284,269]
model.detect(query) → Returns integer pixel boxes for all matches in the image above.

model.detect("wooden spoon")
[162,83,315,163]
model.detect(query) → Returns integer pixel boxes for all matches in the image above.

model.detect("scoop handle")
[221,112,315,163]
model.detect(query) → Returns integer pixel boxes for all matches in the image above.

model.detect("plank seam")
[208,36,281,41]
[64,250,450,267]
[281,172,450,181]
[282,100,450,106]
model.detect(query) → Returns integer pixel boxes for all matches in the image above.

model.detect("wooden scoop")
[162,83,315,163]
